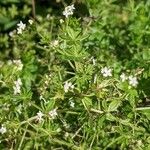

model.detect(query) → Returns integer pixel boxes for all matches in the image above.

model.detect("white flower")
[63,4,75,18]
[16,104,23,114]
[69,101,75,108]
[28,19,33,25]
[120,73,127,82]
[17,21,26,30]
[17,21,26,34]
[17,28,23,34]
[128,75,138,87]
[0,125,7,134]
[51,40,59,47]
[65,132,69,138]
[36,111,44,123]
[60,19,64,24]
[13,59,23,70]
[93,58,96,65]
[64,81,74,92]
[9,31,14,37]
[49,108,57,119]
[13,78,22,95]
[9,30,16,37]
[101,67,112,77]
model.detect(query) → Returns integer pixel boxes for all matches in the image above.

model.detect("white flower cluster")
[51,40,59,47]
[13,78,22,95]
[49,108,58,119]
[120,73,138,87]
[17,21,26,34]
[128,75,138,87]
[63,4,75,18]
[64,81,74,92]
[36,109,58,123]
[13,59,23,70]
[120,73,127,82]
[36,111,44,123]
[100,67,138,87]
[101,67,112,77]
[16,104,23,114]
[9,19,33,36]
[0,125,7,134]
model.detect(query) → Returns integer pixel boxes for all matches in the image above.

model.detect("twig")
[32,0,36,19]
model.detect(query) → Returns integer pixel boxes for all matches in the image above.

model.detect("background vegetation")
[0,0,150,149]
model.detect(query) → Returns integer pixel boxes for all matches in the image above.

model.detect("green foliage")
[0,0,150,149]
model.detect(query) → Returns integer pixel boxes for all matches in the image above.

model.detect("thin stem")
[32,0,36,19]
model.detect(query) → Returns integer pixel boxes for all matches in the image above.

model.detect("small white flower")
[17,28,23,34]
[13,60,23,70]
[128,75,138,87]
[101,67,112,77]
[120,73,127,82]
[65,132,69,138]
[9,31,13,37]
[49,108,57,119]
[92,58,96,65]
[60,19,64,24]
[17,21,26,34]
[69,101,75,108]
[36,111,44,123]
[13,78,22,95]
[9,30,16,37]
[17,21,26,30]
[28,19,33,25]
[51,40,59,47]
[0,125,7,134]
[64,81,74,92]
[63,4,75,18]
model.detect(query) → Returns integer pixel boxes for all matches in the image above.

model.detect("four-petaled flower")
[120,73,127,82]
[63,4,75,18]
[13,78,22,95]
[17,21,26,34]
[128,75,138,87]
[64,81,74,92]
[51,40,59,47]
[101,67,112,77]
[49,108,57,119]
[69,101,75,108]
[36,111,44,123]
[0,125,7,134]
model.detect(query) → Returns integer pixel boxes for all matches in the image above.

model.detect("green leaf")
[46,99,55,111]
[82,97,92,110]
[4,20,17,30]
[106,113,116,121]
[108,100,121,112]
